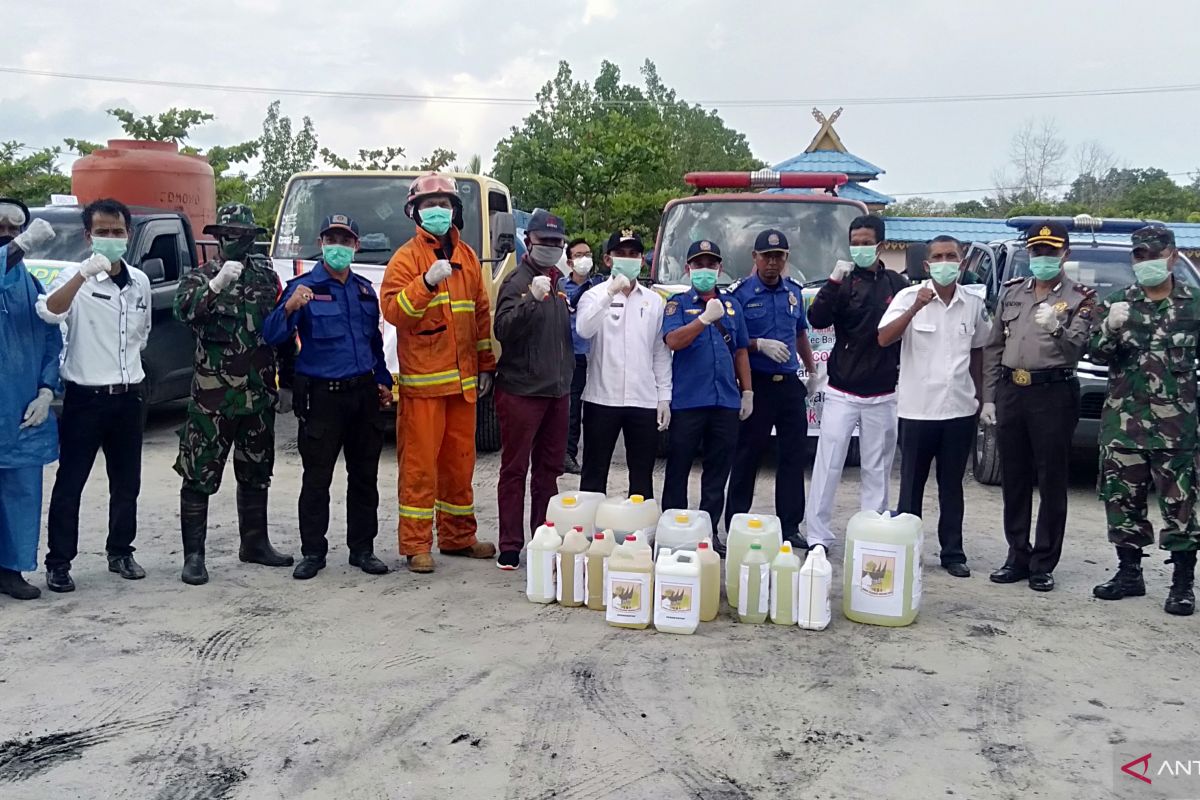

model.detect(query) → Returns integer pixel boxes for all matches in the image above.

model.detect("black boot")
[237,485,294,567]
[1164,550,1196,616]
[180,489,209,586]
[0,567,41,600]
[1093,547,1145,600]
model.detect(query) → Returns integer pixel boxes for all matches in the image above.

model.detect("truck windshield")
[23,209,91,262]
[272,175,484,265]
[655,199,863,287]
[1010,246,1200,293]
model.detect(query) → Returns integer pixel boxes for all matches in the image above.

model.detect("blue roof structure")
[773,150,885,179]
[765,182,895,205]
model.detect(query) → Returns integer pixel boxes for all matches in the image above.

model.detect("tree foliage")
[107,107,215,144]
[254,101,318,208]
[0,142,71,205]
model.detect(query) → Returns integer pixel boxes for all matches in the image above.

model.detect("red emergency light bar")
[684,170,849,192]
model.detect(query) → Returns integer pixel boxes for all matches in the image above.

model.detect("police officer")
[661,240,752,548]
[725,229,818,550]
[1090,225,1197,616]
[263,214,393,580]
[981,220,1096,592]
[173,204,295,585]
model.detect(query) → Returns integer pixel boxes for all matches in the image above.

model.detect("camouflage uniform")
[1091,280,1200,552]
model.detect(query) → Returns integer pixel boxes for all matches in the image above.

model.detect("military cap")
[686,239,722,263]
[204,203,266,236]
[754,229,789,253]
[1024,220,1069,248]
[320,213,360,240]
[1131,224,1175,253]
[605,228,644,254]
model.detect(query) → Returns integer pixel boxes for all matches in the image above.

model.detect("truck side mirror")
[140,257,167,283]
[490,211,515,258]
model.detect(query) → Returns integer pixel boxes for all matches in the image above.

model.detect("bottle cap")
[594,531,605,540]
[674,513,689,523]
[698,541,709,550]
[562,496,577,507]
[545,521,554,527]
[780,542,792,553]
[750,542,762,550]
[748,518,762,530]
[630,494,644,504]
[573,526,583,532]
[626,533,638,542]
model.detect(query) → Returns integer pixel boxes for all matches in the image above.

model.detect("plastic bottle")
[737,543,770,624]
[797,545,833,631]
[586,530,616,611]
[655,510,712,557]
[605,533,654,630]
[843,511,923,627]
[725,513,782,610]
[595,495,660,546]
[545,491,606,538]
[525,522,562,604]
[557,526,590,608]
[654,549,701,635]
[770,542,801,626]
[697,539,721,622]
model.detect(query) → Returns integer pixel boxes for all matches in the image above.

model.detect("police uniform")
[263,214,393,579]
[661,240,749,538]
[982,220,1096,588]
[725,230,812,541]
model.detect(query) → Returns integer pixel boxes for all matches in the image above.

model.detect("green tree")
[253,101,318,226]
[107,107,215,144]
[0,142,71,206]
[319,146,407,171]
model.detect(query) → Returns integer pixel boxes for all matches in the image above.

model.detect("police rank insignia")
[665,301,678,316]
[1053,301,1068,314]
[1040,226,1052,238]
[725,300,735,315]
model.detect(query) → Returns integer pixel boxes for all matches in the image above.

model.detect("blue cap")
[754,229,788,253]
[686,239,722,263]
[320,213,360,239]
[526,208,566,239]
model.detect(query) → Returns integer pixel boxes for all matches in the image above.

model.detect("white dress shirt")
[576,281,672,409]
[879,282,990,420]
[37,261,152,386]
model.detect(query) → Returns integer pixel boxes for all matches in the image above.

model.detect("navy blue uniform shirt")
[729,273,809,374]
[661,290,748,411]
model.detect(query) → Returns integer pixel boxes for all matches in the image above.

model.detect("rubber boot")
[0,567,42,600]
[1093,546,1146,600]
[180,489,210,586]
[237,485,294,567]
[1164,550,1196,616]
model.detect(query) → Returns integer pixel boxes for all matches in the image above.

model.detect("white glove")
[739,390,754,421]
[425,259,453,287]
[1106,301,1130,333]
[830,260,853,283]
[277,388,293,415]
[606,273,632,296]
[656,401,671,432]
[756,338,790,364]
[530,275,552,301]
[478,371,494,397]
[980,402,997,427]
[209,260,244,293]
[699,297,725,325]
[1033,303,1060,334]
[19,387,53,429]
[80,253,110,279]
[13,218,55,252]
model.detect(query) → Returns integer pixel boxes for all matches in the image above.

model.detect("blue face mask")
[1029,255,1062,281]
[1133,257,1170,287]
[419,207,453,236]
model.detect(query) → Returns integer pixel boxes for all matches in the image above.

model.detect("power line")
[887,171,1196,199]
[3,65,1200,108]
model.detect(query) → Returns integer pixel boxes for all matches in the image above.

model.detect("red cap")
[545,521,554,527]
[594,531,605,540]
[574,526,583,532]
[698,541,710,550]
[626,534,637,542]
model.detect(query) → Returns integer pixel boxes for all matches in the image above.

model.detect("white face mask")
[571,256,593,275]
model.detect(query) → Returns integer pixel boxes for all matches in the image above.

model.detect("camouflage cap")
[1131,224,1175,253]
[204,203,267,236]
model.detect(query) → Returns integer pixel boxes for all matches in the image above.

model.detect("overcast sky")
[8,0,1198,203]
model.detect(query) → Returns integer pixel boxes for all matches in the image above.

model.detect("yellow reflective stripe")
[435,500,475,516]
[397,290,422,318]
[450,300,475,313]
[460,376,478,390]
[476,339,492,351]
[399,505,434,519]
[427,292,452,308]
[397,369,461,387]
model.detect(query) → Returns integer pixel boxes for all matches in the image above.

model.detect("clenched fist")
[1106,301,1130,333]
[424,259,453,288]
[209,260,244,293]
[699,297,725,325]
[530,275,552,301]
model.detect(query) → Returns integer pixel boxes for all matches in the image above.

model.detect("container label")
[555,553,586,604]
[654,576,700,630]
[738,563,770,616]
[524,551,554,600]
[770,571,799,622]
[606,571,651,625]
[850,541,907,618]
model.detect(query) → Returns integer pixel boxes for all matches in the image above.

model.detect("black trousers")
[896,415,976,566]
[725,372,808,536]
[566,355,588,460]
[46,384,144,568]
[996,378,1079,574]
[296,380,385,559]
[580,402,658,498]
[662,407,739,535]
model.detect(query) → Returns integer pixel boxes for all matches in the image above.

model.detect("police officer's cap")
[754,229,789,253]
[686,239,722,263]
[1024,220,1069,249]
[1131,225,1175,254]
[320,213,361,240]
[605,228,644,254]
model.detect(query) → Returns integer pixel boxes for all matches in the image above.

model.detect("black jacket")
[493,256,574,397]
[807,264,909,397]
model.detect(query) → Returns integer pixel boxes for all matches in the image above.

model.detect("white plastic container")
[797,545,833,631]
[843,511,923,627]
[595,495,660,546]
[545,491,606,539]
[654,510,712,557]
[737,543,770,624]
[525,522,562,604]
[606,533,654,630]
[654,549,701,635]
[770,542,801,626]
[725,513,782,610]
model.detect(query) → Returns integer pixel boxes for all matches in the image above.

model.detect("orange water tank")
[71,140,217,241]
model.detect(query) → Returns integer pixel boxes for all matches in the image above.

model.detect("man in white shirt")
[37,199,152,592]
[575,229,672,498]
[878,235,989,577]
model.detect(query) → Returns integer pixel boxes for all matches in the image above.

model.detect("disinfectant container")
[770,542,801,626]
[726,513,782,610]
[843,511,923,627]
[557,526,590,608]
[595,495,660,546]
[606,533,654,629]
[586,530,616,611]
[654,549,701,635]
[797,545,833,630]
[526,522,562,604]
[737,543,770,624]
[546,491,606,538]
[654,510,712,557]
[697,539,721,622]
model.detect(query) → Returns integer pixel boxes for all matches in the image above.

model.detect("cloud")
[583,0,617,23]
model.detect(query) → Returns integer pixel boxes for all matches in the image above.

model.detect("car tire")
[973,421,1002,485]
[476,393,501,453]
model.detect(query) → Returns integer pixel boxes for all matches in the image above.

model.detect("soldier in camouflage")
[1090,225,1197,616]
[172,204,295,585]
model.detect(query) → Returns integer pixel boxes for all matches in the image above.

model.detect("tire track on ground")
[0,712,173,784]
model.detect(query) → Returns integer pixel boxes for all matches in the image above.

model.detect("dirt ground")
[0,405,1193,800]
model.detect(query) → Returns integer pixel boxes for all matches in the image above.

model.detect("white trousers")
[806,391,898,548]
